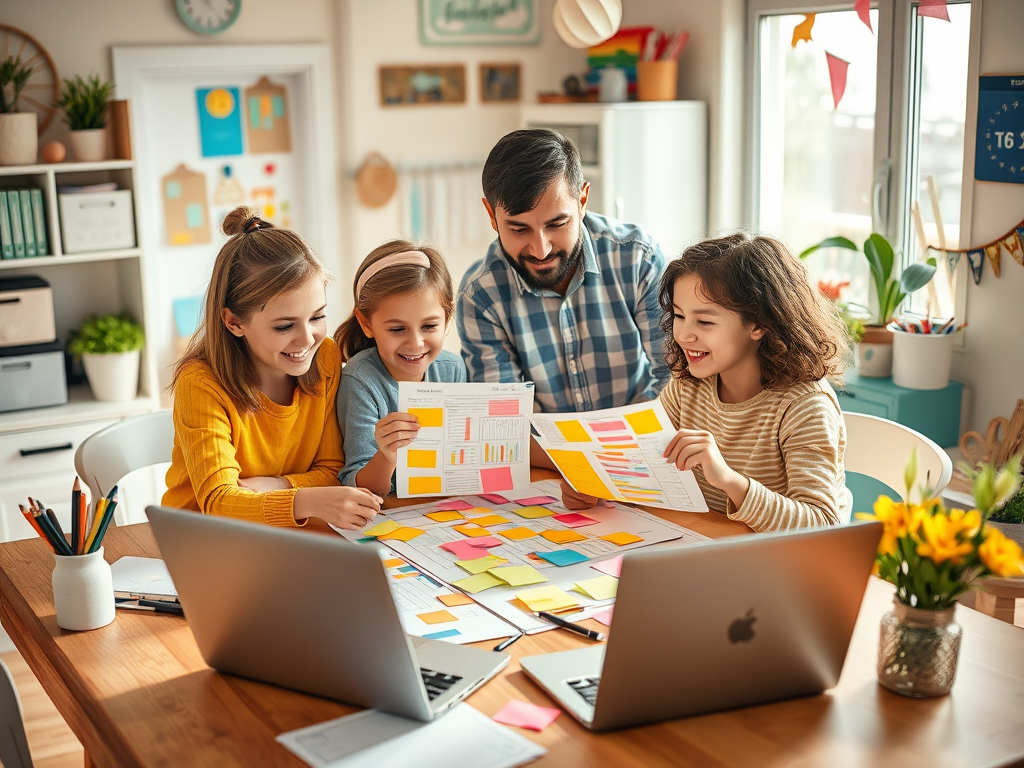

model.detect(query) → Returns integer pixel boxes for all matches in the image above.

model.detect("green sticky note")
[452,572,503,594]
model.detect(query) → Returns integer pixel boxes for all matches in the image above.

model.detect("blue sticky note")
[165,180,182,199]
[185,203,203,228]
[196,86,244,157]
[356,536,376,543]
[397,565,419,574]
[172,296,204,338]
[536,549,590,567]
[271,95,285,118]
[423,628,461,640]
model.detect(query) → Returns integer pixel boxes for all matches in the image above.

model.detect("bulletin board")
[112,45,341,396]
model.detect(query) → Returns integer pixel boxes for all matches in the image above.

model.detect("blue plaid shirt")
[457,213,669,413]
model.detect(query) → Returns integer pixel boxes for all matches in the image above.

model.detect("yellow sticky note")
[453,572,503,594]
[378,526,426,542]
[541,529,588,544]
[456,555,508,574]
[382,558,404,568]
[546,449,611,498]
[408,407,444,428]
[438,592,474,607]
[515,585,580,613]
[574,575,618,600]
[408,476,442,495]
[488,565,548,586]
[499,527,539,541]
[600,531,643,546]
[555,420,590,442]
[471,514,510,526]
[364,520,401,537]
[425,510,464,522]
[513,506,555,519]
[625,408,661,435]
[417,609,458,625]
[453,523,492,538]
[407,449,437,469]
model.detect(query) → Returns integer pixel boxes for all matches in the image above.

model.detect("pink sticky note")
[478,493,511,505]
[553,512,600,528]
[435,500,475,511]
[441,540,489,561]
[468,535,503,548]
[488,399,521,416]
[593,606,614,626]
[591,555,622,578]
[492,699,561,732]
[515,495,558,506]
[480,466,514,493]
[589,420,627,432]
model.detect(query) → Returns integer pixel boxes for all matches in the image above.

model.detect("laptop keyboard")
[420,668,463,701]
[567,675,601,706]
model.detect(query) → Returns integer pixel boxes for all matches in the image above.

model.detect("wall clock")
[175,0,241,35]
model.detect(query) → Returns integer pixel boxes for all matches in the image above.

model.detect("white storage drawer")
[58,189,136,253]
[0,419,115,482]
[0,469,79,542]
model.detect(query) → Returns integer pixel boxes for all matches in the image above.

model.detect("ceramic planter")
[82,349,140,402]
[0,112,38,165]
[856,326,893,378]
[892,331,955,390]
[69,127,108,162]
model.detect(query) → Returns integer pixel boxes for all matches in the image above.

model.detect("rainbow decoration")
[586,27,654,95]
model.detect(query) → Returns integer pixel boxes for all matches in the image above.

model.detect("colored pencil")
[78,494,87,554]
[87,491,118,554]
[71,477,81,556]
[19,504,55,553]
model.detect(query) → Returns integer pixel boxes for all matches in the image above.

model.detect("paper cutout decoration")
[196,87,244,157]
[855,0,872,32]
[417,610,458,624]
[161,165,211,246]
[966,249,985,285]
[826,53,849,110]
[791,14,815,47]
[515,585,579,613]
[492,699,562,732]
[573,574,619,600]
[600,531,644,546]
[437,592,474,607]
[985,243,1001,278]
[535,549,590,567]
[1002,230,1024,267]
[244,77,292,154]
[541,529,588,544]
[945,249,961,275]
[488,565,547,586]
[918,0,950,20]
[213,165,246,206]
[452,572,502,593]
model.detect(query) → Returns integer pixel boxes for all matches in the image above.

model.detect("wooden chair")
[843,411,953,520]
[73,410,174,526]
[0,657,33,768]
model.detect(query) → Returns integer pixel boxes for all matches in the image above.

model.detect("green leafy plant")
[0,55,34,113]
[56,74,114,130]
[960,455,1023,525]
[992,489,1024,525]
[801,233,937,326]
[69,314,144,355]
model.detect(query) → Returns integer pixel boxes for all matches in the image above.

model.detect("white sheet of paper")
[110,556,178,600]
[396,381,534,498]
[276,704,546,768]
[531,400,709,512]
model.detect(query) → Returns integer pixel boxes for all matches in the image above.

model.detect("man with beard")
[457,129,669,418]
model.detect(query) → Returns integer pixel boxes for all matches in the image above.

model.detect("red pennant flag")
[826,52,849,110]
[918,0,950,21]
[855,0,872,32]
[792,14,815,47]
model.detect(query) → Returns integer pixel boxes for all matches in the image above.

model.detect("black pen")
[116,598,185,616]
[493,632,523,652]
[537,611,605,641]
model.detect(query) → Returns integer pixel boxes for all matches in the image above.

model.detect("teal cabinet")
[836,372,963,448]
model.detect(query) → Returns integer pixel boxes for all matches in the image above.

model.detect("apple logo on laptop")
[728,609,757,644]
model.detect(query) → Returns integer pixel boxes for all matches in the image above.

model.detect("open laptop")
[521,521,882,731]
[146,506,510,721]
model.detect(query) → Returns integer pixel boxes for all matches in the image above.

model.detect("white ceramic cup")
[891,331,955,390]
[52,547,115,631]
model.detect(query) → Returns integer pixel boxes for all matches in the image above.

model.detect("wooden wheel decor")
[0,24,60,135]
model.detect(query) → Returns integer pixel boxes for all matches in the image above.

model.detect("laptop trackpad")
[521,646,605,725]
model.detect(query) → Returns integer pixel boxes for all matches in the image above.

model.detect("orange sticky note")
[407,449,437,469]
[541,529,587,544]
[624,408,662,435]
[600,531,643,546]
[426,510,464,522]
[417,609,458,625]
[438,593,474,607]
[453,523,492,538]
[382,558,404,568]
[408,476,442,495]
[499,527,539,541]
[378,526,426,542]
[471,514,511,527]
[408,407,444,427]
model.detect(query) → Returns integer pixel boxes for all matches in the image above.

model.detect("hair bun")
[222,206,258,237]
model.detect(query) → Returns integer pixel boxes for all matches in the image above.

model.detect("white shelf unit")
[521,102,709,260]
[0,160,161,554]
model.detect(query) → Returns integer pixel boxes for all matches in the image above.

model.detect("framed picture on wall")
[379,64,466,106]
[419,0,540,45]
[480,63,521,103]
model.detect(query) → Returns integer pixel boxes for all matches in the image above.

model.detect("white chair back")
[0,658,33,768]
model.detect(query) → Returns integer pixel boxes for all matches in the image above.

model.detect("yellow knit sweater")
[162,339,344,526]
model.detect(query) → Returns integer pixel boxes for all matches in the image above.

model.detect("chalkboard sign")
[975,75,1024,184]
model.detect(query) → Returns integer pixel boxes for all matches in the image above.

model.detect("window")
[748,1,974,324]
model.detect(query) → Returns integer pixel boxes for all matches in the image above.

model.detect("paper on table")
[515,585,579,613]
[492,699,562,732]
[110,556,177,601]
[277,704,546,768]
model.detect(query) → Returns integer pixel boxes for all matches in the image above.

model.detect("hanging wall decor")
[975,75,1024,184]
[420,0,540,45]
[928,213,1024,285]
[379,65,466,106]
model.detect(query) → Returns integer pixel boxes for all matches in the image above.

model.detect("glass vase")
[877,597,961,697]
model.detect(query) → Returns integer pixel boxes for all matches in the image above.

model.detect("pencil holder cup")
[891,331,955,390]
[52,548,115,631]
[636,61,678,101]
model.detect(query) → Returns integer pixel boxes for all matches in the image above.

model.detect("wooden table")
[3,491,1024,767]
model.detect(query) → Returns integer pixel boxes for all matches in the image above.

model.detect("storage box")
[0,341,68,413]
[0,276,56,348]
[58,189,136,253]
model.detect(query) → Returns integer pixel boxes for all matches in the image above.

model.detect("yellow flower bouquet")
[856,450,1024,697]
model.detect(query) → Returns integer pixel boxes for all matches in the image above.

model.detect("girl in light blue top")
[334,240,466,497]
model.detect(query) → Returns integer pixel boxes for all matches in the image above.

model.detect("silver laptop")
[146,506,510,721]
[520,521,882,731]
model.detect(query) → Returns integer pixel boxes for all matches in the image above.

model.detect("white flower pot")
[82,350,140,402]
[856,326,894,378]
[0,112,38,165]
[69,128,108,162]
[892,331,954,390]
[52,547,115,631]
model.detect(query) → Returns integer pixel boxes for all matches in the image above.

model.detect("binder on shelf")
[0,191,13,260]
[19,191,36,258]
[30,189,47,256]
[6,192,25,258]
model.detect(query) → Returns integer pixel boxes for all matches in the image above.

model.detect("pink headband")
[355,250,430,298]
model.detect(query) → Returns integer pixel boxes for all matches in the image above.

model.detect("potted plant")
[56,73,114,162]
[69,313,144,402]
[963,455,1024,548]
[801,233,936,378]
[0,55,37,165]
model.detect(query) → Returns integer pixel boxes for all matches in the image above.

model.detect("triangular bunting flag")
[825,53,849,110]
[945,249,961,275]
[966,249,985,285]
[985,243,1001,278]
[918,0,950,21]
[1015,224,1024,266]
[855,0,873,32]
[792,14,815,47]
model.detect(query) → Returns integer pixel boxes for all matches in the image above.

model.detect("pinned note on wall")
[244,77,292,154]
[161,164,211,246]
[196,87,244,157]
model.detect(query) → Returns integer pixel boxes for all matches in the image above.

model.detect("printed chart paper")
[532,400,709,512]
[397,382,534,498]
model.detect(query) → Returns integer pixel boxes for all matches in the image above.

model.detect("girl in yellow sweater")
[163,206,382,528]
